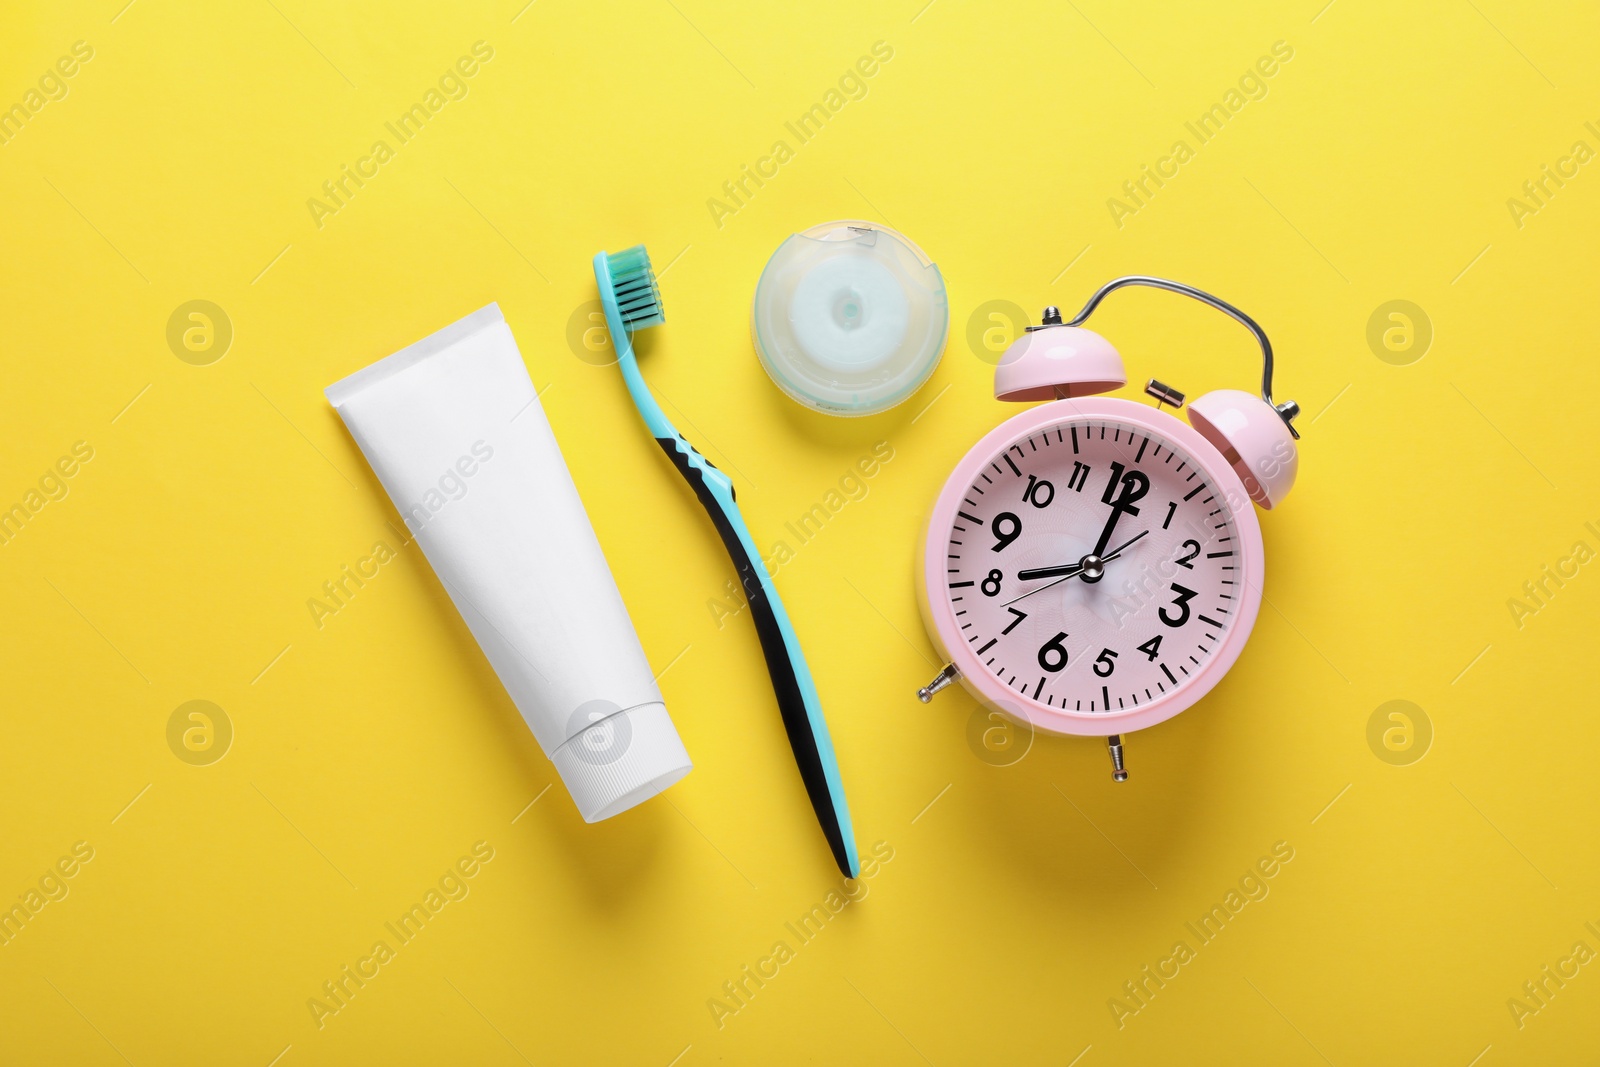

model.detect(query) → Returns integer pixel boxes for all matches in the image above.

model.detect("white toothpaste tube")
[326,303,692,821]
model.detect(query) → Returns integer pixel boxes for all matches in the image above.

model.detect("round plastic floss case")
[751,220,948,416]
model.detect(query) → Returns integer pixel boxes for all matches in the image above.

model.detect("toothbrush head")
[597,245,665,332]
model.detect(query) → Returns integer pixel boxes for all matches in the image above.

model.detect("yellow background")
[3,0,1598,1063]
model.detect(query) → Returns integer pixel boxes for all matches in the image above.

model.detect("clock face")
[941,412,1246,719]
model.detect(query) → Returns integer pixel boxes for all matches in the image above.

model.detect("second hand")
[1001,530,1150,607]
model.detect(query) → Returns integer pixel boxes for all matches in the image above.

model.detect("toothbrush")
[594,245,860,879]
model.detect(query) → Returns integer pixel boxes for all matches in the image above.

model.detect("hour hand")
[1015,530,1149,583]
[1017,561,1085,581]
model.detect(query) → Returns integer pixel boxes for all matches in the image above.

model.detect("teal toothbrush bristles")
[604,246,665,330]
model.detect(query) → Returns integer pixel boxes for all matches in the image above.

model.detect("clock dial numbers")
[991,512,1022,552]
[1037,632,1070,673]
[1101,461,1150,512]
[1092,648,1118,677]
[943,419,1241,714]
[1159,583,1197,627]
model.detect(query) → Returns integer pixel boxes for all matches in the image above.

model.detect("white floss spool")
[751,220,948,416]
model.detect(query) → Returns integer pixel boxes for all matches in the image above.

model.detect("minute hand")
[1093,465,1151,555]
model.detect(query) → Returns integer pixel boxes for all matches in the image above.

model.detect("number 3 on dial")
[1160,583,1196,627]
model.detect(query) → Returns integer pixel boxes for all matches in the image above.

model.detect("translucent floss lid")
[752,220,948,416]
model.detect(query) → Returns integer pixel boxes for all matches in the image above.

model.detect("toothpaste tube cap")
[550,701,693,823]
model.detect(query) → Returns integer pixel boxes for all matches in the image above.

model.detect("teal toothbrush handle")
[594,255,859,877]
[652,431,859,878]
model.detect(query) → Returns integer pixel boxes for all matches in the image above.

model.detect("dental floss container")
[752,220,948,416]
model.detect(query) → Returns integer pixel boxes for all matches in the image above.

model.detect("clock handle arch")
[1062,275,1300,439]
[1056,276,1300,509]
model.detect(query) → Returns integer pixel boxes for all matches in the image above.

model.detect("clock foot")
[916,664,959,703]
[1106,735,1128,782]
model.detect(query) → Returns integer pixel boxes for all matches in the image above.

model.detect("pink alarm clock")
[915,277,1301,780]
